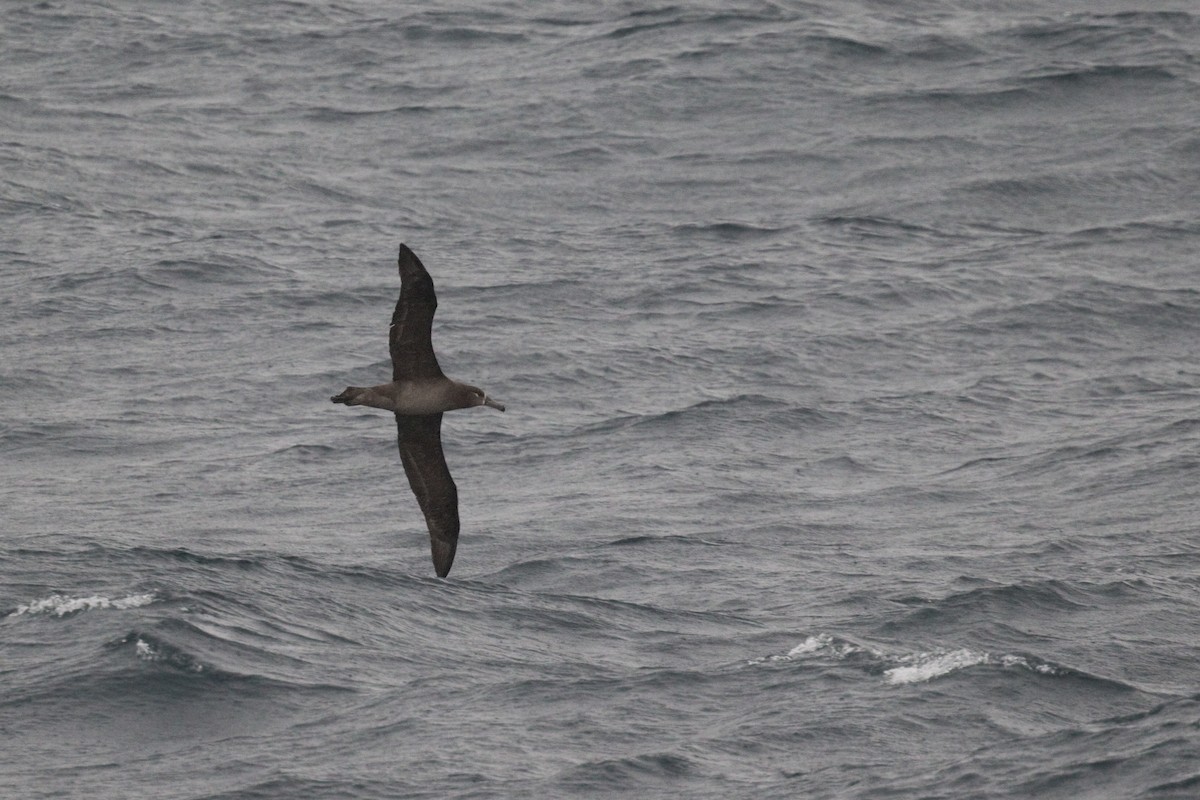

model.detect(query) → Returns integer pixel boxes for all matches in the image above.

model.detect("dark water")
[4,1,1200,797]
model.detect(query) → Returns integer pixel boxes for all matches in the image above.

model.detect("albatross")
[331,243,504,577]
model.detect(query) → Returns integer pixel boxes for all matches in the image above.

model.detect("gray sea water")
[4,1,1200,798]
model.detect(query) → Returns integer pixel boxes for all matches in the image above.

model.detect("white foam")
[8,592,156,618]
[135,638,155,660]
[759,635,1061,684]
[132,635,204,672]
[749,633,872,665]
[884,648,989,684]
[746,634,831,665]
[999,654,1060,676]
[787,634,834,657]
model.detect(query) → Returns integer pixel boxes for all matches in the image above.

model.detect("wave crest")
[8,592,157,618]
[753,634,1066,685]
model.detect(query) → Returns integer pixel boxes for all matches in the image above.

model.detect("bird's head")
[465,385,505,412]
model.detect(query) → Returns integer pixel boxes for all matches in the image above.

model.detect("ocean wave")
[1018,64,1178,88]
[604,533,724,548]
[122,630,208,673]
[602,5,787,43]
[957,167,1180,206]
[260,442,337,462]
[303,104,449,122]
[0,419,95,453]
[197,776,402,800]
[883,650,1058,685]
[885,579,1154,632]
[815,213,951,238]
[572,394,828,438]
[39,255,290,303]
[753,633,1067,686]
[1060,217,1200,241]
[103,612,360,691]
[1007,12,1195,56]
[866,84,1033,112]
[669,221,795,241]
[558,751,696,789]
[7,591,157,618]
[399,22,528,45]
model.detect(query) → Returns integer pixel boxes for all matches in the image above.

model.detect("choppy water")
[4,2,1200,798]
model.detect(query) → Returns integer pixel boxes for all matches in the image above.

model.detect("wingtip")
[397,242,430,280]
[398,242,423,264]
[431,536,457,578]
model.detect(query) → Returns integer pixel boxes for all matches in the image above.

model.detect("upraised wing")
[395,413,459,577]
[390,243,444,381]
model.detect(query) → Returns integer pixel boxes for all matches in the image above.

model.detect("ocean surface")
[3,1,1200,797]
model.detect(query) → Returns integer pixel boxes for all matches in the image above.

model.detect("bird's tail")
[331,387,364,405]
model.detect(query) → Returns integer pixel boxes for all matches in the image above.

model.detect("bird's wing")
[390,243,444,382]
[395,413,459,577]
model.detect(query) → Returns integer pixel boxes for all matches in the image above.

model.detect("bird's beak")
[484,395,505,412]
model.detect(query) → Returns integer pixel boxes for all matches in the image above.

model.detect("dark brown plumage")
[331,244,504,577]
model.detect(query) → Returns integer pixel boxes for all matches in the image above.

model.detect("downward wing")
[395,413,459,577]
[390,244,444,381]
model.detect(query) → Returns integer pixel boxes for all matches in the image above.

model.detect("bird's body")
[333,377,497,416]
[331,244,504,577]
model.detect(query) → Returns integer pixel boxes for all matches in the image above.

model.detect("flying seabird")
[331,243,505,577]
